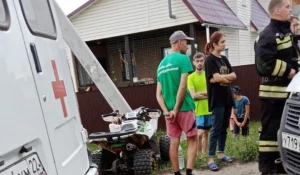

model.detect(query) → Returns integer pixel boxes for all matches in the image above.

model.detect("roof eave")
[182,0,204,23]
[201,22,248,30]
[67,0,97,19]
[250,21,258,31]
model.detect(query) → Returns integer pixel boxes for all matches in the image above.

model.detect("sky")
[55,0,89,15]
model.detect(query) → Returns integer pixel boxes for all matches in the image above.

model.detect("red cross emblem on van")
[51,60,68,117]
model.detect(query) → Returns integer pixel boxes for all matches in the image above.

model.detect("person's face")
[213,36,226,52]
[276,0,292,21]
[178,40,188,54]
[291,18,300,35]
[233,93,237,99]
[193,56,205,71]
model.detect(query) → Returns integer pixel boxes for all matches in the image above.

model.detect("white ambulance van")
[0,0,98,174]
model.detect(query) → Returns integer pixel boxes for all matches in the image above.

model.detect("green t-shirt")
[157,52,195,112]
[187,71,211,116]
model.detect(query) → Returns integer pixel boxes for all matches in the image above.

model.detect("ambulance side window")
[0,0,10,30]
[19,0,56,39]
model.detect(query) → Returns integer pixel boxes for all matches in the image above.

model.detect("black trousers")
[259,99,286,174]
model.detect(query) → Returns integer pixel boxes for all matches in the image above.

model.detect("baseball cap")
[169,31,194,44]
[232,85,241,95]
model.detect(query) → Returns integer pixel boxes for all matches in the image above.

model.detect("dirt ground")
[160,162,261,175]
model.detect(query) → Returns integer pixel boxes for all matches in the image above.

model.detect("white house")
[64,0,271,125]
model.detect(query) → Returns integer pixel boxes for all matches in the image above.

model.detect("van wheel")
[134,149,158,175]
[159,135,170,162]
[91,149,115,175]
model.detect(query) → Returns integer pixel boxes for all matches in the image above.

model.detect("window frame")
[0,0,10,30]
[122,52,136,81]
[19,0,57,40]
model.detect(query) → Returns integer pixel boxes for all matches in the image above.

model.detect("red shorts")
[165,111,197,138]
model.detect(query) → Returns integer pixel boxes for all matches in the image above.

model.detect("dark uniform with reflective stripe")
[254,19,298,174]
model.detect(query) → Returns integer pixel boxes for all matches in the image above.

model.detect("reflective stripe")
[259,141,278,146]
[271,60,282,76]
[277,41,292,50]
[276,35,291,44]
[259,147,279,152]
[259,91,288,98]
[259,85,287,92]
[278,61,287,76]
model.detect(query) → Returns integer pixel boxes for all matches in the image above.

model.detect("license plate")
[0,153,46,175]
[282,132,300,153]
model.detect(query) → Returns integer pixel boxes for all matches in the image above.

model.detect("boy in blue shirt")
[232,86,250,138]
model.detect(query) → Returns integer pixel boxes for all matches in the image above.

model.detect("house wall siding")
[258,0,269,12]
[221,0,257,66]
[70,0,197,42]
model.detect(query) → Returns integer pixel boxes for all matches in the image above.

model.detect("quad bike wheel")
[91,149,116,175]
[159,135,170,162]
[133,149,158,175]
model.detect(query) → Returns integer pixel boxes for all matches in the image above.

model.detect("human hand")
[165,111,176,122]
[240,122,246,127]
[237,122,242,127]
[288,69,296,79]
[169,110,178,122]
[210,78,216,83]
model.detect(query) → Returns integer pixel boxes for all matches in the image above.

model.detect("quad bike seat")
[89,128,137,140]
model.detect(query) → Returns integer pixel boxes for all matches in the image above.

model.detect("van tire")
[159,135,170,162]
[134,149,158,175]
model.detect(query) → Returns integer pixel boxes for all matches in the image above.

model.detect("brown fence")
[233,64,261,122]
[77,84,165,133]
[77,64,261,133]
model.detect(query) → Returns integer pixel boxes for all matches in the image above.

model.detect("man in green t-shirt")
[156,31,197,175]
[187,52,212,156]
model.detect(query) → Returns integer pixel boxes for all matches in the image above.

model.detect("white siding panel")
[221,0,256,67]
[71,0,197,41]
[258,0,270,13]
[224,0,237,14]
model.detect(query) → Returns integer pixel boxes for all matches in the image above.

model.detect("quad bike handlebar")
[101,107,161,123]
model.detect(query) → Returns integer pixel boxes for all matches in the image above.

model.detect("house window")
[20,0,56,39]
[0,0,9,30]
[122,52,136,81]
[75,56,108,88]
[163,44,192,57]
[241,0,247,7]
[225,48,229,58]
[76,58,93,88]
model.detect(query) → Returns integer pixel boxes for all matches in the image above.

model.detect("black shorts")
[233,117,249,136]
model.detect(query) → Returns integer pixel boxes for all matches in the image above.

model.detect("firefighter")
[254,0,298,174]
[290,16,300,68]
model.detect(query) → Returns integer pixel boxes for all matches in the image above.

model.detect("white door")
[0,0,57,174]
[12,0,90,174]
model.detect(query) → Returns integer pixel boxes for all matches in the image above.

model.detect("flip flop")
[208,162,219,171]
[219,155,233,163]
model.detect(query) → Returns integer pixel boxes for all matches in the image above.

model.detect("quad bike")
[89,107,162,175]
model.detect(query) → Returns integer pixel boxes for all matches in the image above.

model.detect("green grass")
[87,121,261,171]
[158,121,260,171]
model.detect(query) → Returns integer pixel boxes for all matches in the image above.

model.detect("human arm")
[172,73,189,115]
[255,34,294,78]
[222,72,237,81]
[189,88,207,100]
[241,104,250,127]
[241,97,250,127]
[212,73,232,84]
[232,108,241,127]
[156,82,169,114]
[156,82,174,121]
